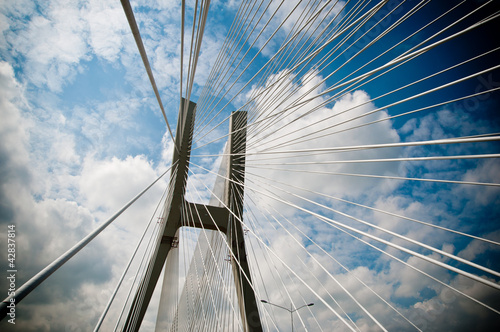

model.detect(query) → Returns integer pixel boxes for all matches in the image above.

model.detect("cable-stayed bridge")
[1,0,500,331]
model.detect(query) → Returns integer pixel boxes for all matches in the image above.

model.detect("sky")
[0,0,500,331]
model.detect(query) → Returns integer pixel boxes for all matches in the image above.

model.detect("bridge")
[1,0,500,331]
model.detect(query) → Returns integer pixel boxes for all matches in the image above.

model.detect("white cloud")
[2,0,134,92]
[461,159,500,206]
[0,61,115,331]
[457,230,500,261]
[0,59,168,331]
[84,0,129,62]
[11,2,89,91]
[0,61,30,170]
[408,274,500,331]
[246,70,401,213]
[79,154,159,213]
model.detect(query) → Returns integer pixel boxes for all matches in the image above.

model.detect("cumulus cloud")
[84,0,129,62]
[0,61,108,331]
[0,61,32,229]
[0,49,168,332]
[1,0,131,92]
[79,154,161,216]
[9,1,90,91]
[246,70,401,214]
[234,66,500,331]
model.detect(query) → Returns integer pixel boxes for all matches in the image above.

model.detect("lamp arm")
[292,304,309,312]
[266,302,292,312]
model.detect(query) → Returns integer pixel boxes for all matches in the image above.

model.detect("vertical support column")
[226,111,263,331]
[122,98,196,332]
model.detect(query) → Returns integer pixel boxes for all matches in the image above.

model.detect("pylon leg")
[225,111,263,331]
[122,99,196,332]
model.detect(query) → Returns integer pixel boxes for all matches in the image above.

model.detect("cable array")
[96,1,500,331]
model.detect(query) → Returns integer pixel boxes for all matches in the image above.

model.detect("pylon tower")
[122,99,263,331]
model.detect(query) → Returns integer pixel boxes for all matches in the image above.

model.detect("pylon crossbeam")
[185,202,229,232]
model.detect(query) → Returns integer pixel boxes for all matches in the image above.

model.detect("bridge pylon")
[122,98,263,331]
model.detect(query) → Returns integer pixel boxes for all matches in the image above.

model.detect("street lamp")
[261,300,314,332]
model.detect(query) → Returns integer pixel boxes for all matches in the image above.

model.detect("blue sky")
[1,0,500,331]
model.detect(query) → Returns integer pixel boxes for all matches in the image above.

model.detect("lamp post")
[261,300,314,332]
